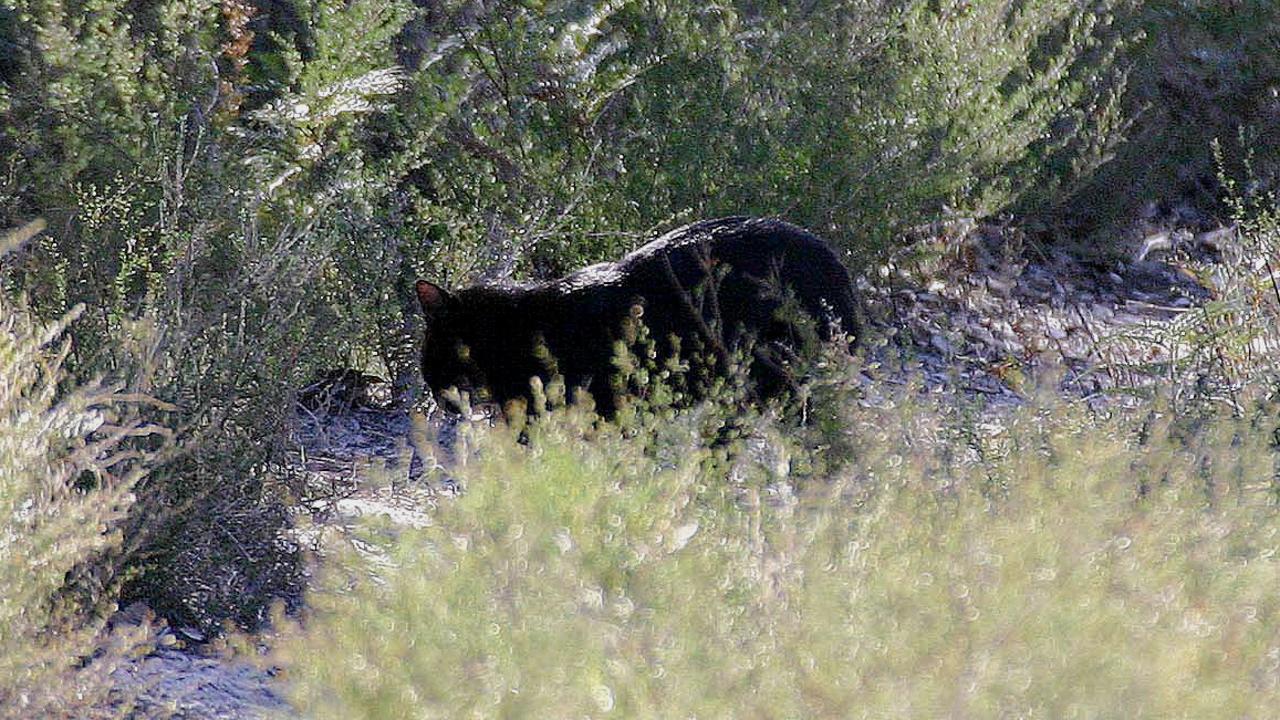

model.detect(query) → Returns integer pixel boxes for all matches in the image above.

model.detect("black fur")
[417,217,861,415]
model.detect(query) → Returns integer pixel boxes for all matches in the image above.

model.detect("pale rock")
[986,276,1014,297]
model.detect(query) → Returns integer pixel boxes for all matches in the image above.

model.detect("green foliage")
[275,382,1280,719]
[0,0,1146,386]
[0,0,411,340]
[0,0,217,184]
[5,2,1280,712]
[608,0,1134,252]
[0,288,158,718]
[0,0,421,631]
[387,0,1136,274]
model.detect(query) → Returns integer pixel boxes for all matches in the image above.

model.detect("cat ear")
[415,280,452,320]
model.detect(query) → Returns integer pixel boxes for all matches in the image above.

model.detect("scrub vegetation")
[2,0,1280,716]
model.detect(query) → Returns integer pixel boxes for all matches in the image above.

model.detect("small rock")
[1000,339,1026,356]
[1060,343,1090,361]
[1134,232,1171,262]
[298,369,394,413]
[108,601,153,630]
[986,276,1014,297]
[930,334,955,356]
[1195,226,1235,255]
[968,325,996,346]
[1173,201,1207,226]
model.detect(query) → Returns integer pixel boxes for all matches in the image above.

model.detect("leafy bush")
[388,0,1137,271]
[274,377,1280,718]
[0,0,410,631]
[0,227,160,718]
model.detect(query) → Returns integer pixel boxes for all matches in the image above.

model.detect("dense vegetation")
[2,0,1280,716]
[0,239,158,719]
[278,380,1280,719]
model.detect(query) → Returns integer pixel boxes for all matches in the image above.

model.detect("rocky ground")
[859,215,1227,405]
[112,210,1244,719]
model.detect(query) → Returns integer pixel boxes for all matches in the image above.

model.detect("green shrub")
[0,0,416,631]
[0,0,1148,396]
[387,0,1137,272]
[0,239,160,718]
[275,383,1280,718]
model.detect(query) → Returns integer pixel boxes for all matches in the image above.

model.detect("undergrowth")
[1090,147,1280,412]
[274,364,1280,718]
[0,225,163,719]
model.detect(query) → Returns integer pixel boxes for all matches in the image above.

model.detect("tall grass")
[274,382,1280,718]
